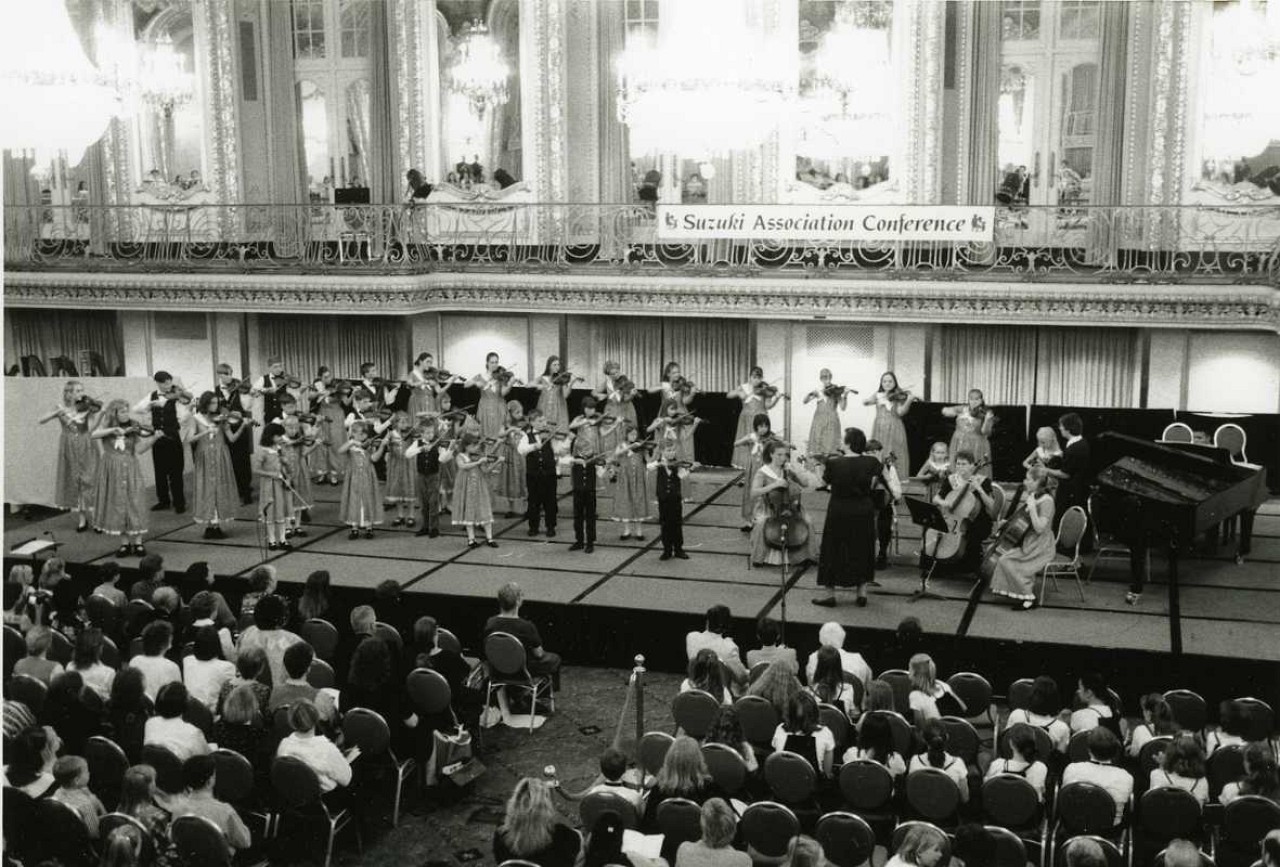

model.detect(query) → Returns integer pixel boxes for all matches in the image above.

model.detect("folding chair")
[986,824,1032,867]
[905,767,963,828]
[579,790,639,831]
[5,673,48,715]
[306,658,336,690]
[671,688,721,739]
[1215,796,1280,867]
[1160,423,1194,443]
[1041,506,1088,602]
[299,619,339,662]
[271,756,362,867]
[170,814,232,867]
[740,801,801,863]
[141,743,185,794]
[703,743,749,795]
[85,735,129,811]
[483,631,554,731]
[948,672,996,732]
[1162,689,1208,736]
[638,731,674,777]
[213,747,277,839]
[654,797,703,853]
[735,694,780,750]
[1050,783,1124,866]
[815,811,876,867]
[342,707,416,826]
[764,750,818,808]
[838,760,897,824]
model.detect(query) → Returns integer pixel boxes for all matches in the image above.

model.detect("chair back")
[1233,697,1275,743]
[671,689,721,739]
[905,767,962,824]
[212,748,256,804]
[436,627,463,654]
[140,743,185,793]
[654,797,702,851]
[739,801,801,860]
[838,760,895,813]
[299,618,339,661]
[865,709,916,758]
[171,814,232,867]
[5,673,48,715]
[100,813,152,861]
[814,811,875,867]
[484,632,532,682]
[1221,796,1280,848]
[818,702,852,750]
[2,788,35,860]
[85,594,120,634]
[343,707,393,757]
[31,797,95,865]
[122,599,154,638]
[101,635,120,668]
[939,716,981,766]
[272,704,294,737]
[638,731,674,777]
[1058,835,1124,867]
[372,621,404,649]
[306,658,336,689]
[85,735,129,811]
[1057,506,1088,559]
[982,773,1042,830]
[948,673,993,723]
[271,755,324,808]
[1067,729,1093,762]
[1055,782,1119,834]
[185,695,215,738]
[749,661,770,683]
[407,667,453,716]
[764,749,818,805]
[702,743,749,795]
[1138,786,1202,841]
[996,722,1055,763]
[1139,737,1174,775]
[579,790,639,831]
[3,626,25,679]
[1163,689,1208,733]
[878,669,913,712]
[1154,849,1216,867]
[48,629,73,665]
[891,822,952,862]
[985,825,1030,867]
[1007,678,1036,711]
[734,694,780,747]
[1161,423,1194,443]
[1213,424,1248,462]
[1207,744,1246,800]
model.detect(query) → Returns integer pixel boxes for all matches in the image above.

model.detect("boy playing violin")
[649,442,691,561]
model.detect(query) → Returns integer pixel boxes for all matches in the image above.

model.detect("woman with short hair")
[1151,735,1208,804]
[68,627,115,700]
[143,681,208,761]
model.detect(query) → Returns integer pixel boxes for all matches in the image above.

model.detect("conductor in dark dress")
[816,428,881,608]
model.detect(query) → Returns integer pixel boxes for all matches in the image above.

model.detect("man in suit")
[1057,413,1093,551]
[133,371,186,513]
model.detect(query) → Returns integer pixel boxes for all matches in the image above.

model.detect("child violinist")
[383,411,418,527]
[595,360,638,431]
[803,369,847,457]
[517,409,560,537]
[492,400,528,517]
[942,388,996,467]
[91,400,154,556]
[647,401,704,469]
[405,416,449,538]
[655,361,698,465]
[311,366,351,486]
[252,423,293,550]
[610,423,652,540]
[915,442,951,501]
[535,355,581,432]
[406,352,456,418]
[562,440,606,553]
[733,413,775,532]
[339,420,387,539]
[469,352,517,439]
[436,391,477,511]
[280,413,318,535]
[452,432,501,548]
[649,442,691,560]
[39,380,101,531]
[568,395,605,456]
[731,367,783,470]
[187,391,245,540]
[864,372,915,474]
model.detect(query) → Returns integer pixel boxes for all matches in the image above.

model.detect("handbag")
[425,726,484,787]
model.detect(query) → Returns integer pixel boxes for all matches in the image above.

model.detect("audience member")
[116,765,174,853]
[168,753,251,851]
[43,670,106,754]
[132,621,181,700]
[587,746,645,810]
[675,798,751,867]
[583,810,638,867]
[786,835,826,867]
[1151,735,1209,803]
[90,562,127,607]
[270,641,336,722]
[702,704,758,773]
[188,591,237,661]
[985,725,1048,800]
[100,822,145,867]
[1129,693,1180,757]
[808,645,858,717]
[485,582,562,691]
[643,735,723,830]
[341,636,417,752]
[236,593,302,686]
[107,667,152,762]
[3,576,34,634]
[1206,700,1250,756]
[493,777,581,867]
[909,719,970,802]
[151,586,183,635]
[334,604,378,679]
[276,699,356,796]
[216,645,272,715]
[13,625,65,684]
[213,682,272,775]
[745,617,796,670]
[907,653,966,725]
[2,698,37,749]
[861,679,897,718]
[177,563,235,629]
[297,569,334,624]
[1006,675,1070,753]
[1164,839,1203,867]
[68,627,115,699]
[50,755,106,838]
[182,625,236,711]
[747,657,802,716]
[1262,830,1280,867]
[772,692,836,777]
[373,578,411,639]
[238,565,277,621]
[1069,672,1122,736]
[1063,837,1107,867]
[1062,727,1133,825]
[5,725,59,796]
[803,622,870,688]
[1220,741,1280,804]
[128,554,165,602]
[842,711,906,776]
[412,615,482,730]
[682,648,733,704]
[685,605,748,688]
[143,682,209,761]
[886,823,948,867]
[40,558,81,627]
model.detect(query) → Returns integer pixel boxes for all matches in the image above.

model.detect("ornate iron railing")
[5,202,1278,283]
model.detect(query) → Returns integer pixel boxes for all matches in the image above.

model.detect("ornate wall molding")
[524,0,567,206]
[391,0,430,181]
[193,0,240,204]
[7,270,1276,332]
[898,0,946,204]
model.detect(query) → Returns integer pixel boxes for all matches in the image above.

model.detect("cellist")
[748,441,820,569]
[920,450,997,578]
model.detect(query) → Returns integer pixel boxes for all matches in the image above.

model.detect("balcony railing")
[4,202,1278,283]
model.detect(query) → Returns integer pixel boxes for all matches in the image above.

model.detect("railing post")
[633,653,646,764]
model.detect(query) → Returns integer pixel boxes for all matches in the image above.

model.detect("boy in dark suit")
[562,442,605,553]
[649,442,690,560]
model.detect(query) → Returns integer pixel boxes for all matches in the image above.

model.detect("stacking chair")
[1135,786,1203,862]
[85,735,129,811]
[170,814,232,867]
[749,661,770,684]
[1041,506,1088,602]
[84,594,121,638]
[1215,796,1280,867]
[864,710,917,758]
[372,621,403,649]
[1213,424,1249,464]
[878,670,914,712]
[1086,492,1149,584]
[48,628,73,665]
[735,694,780,751]
[1207,745,1246,802]
[1163,689,1208,736]
[1155,847,1216,867]
[483,631,554,731]
[818,702,852,752]
[272,705,294,738]
[579,790,640,831]
[5,673,48,715]
[654,797,703,853]
[891,821,953,860]
[671,688,720,739]
[406,667,455,719]
[814,812,876,867]
[702,743,749,796]
[1233,697,1275,743]
[1049,783,1125,865]
[904,767,964,829]
[1067,730,1093,763]
[1138,737,1175,776]
[948,672,996,733]
[2,788,36,863]
[306,658,336,690]
[986,824,1033,867]
[764,750,818,810]
[436,627,464,654]
[141,743,185,794]
[838,760,897,825]
[271,756,362,867]
[3,626,25,679]
[740,801,801,864]
[982,773,1046,839]
[122,598,154,640]
[1007,678,1036,713]
[100,813,155,863]
[30,797,96,866]
[638,731,674,777]
[1055,835,1124,867]
[342,707,416,826]
[299,619,339,662]
[1160,423,1194,443]
[185,695,215,738]
[101,635,120,668]
[213,747,277,839]
[939,717,982,767]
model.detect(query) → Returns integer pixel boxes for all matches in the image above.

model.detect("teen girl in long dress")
[339,420,387,539]
[733,413,775,531]
[610,424,652,539]
[253,423,292,550]
[730,367,783,469]
[656,361,698,465]
[749,443,820,568]
[280,413,318,535]
[311,366,350,485]
[803,369,847,457]
[492,400,528,516]
[595,360,638,431]
[534,356,580,433]
[383,411,418,526]
[942,388,996,467]
[436,391,479,510]
[989,469,1057,611]
[468,352,517,439]
[864,371,915,473]
[91,400,153,556]
[39,380,100,530]
[188,391,244,540]
[453,433,501,548]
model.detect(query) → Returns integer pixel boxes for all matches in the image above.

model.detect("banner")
[656,204,995,242]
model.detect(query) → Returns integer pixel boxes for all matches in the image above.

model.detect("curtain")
[6,309,123,376]
[587,317,664,387]
[1035,328,1137,407]
[1087,1,1130,261]
[258,314,405,382]
[597,1,630,203]
[266,0,306,205]
[345,79,371,188]
[368,0,398,204]
[932,326,1039,404]
[663,319,750,393]
[967,0,1002,204]
[3,150,41,260]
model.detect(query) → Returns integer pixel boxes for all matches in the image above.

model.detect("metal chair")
[271,756,362,867]
[1138,737,1175,776]
[865,709,917,758]
[141,743,185,794]
[838,760,897,822]
[1055,835,1124,867]
[1086,492,1150,585]
[818,701,852,751]
[84,594,121,637]
[170,814,232,867]
[85,735,129,811]
[1213,424,1249,464]
[814,811,876,867]
[306,658,336,689]
[891,821,953,860]
[671,688,721,739]
[29,796,96,865]
[734,694,780,749]
[879,669,914,712]
[406,667,455,718]
[1163,689,1208,735]
[579,790,640,831]
[1051,783,1123,857]
[483,631,554,731]
[905,767,963,827]
[1216,796,1280,867]
[740,801,801,862]
[299,618,339,661]
[702,743,749,795]
[1135,787,1203,858]
[638,731,674,777]
[1207,745,1246,802]
[1067,730,1093,763]
[3,626,25,679]
[213,747,277,839]
[185,695,215,738]
[985,824,1032,867]
[1233,697,1275,743]
[948,672,996,732]
[436,627,463,654]
[1007,678,1036,712]
[654,797,703,852]
[1160,423,1194,444]
[939,716,982,767]
[1041,505,1088,602]
[5,673,48,715]
[764,749,818,807]
[342,707,416,826]
[982,773,1044,835]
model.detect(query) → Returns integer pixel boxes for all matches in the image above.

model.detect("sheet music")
[9,539,58,556]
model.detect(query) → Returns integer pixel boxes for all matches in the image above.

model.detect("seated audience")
[907,653,967,725]
[178,563,235,630]
[586,746,645,811]
[842,711,907,776]
[236,593,302,686]
[682,648,733,704]
[804,622,871,688]
[747,657,803,716]
[373,578,412,640]
[1128,693,1180,758]
[787,835,826,867]
[1005,675,1071,753]
[1150,735,1209,803]
[51,755,106,838]
[128,554,165,602]
[493,777,581,867]
[183,626,236,711]
[1163,840,1205,867]
[334,604,378,680]
[909,719,970,802]
[296,569,336,626]
[702,704,758,773]
[1220,741,1280,804]
[1062,727,1133,825]
[217,646,272,715]
[985,725,1048,800]
[68,627,115,700]
[341,636,417,752]
[40,558,81,629]
[100,821,145,866]
[107,667,152,762]
[582,810,642,867]
[116,765,175,853]
[276,699,357,796]
[13,625,65,684]
[1262,830,1280,867]
[886,822,949,867]
[43,670,106,754]
[745,617,796,671]
[643,735,724,829]
[90,561,127,607]
[132,621,182,701]
[685,605,748,688]
[808,645,858,718]
[772,692,836,777]
[168,753,252,851]
[1205,700,1250,756]
[213,682,272,774]
[5,725,59,796]
[484,582,562,691]
[151,587,183,635]
[3,576,34,634]
[143,682,209,761]
[238,564,277,622]
[952,825,996,867]
[1069,672,1122,736]
[861,679,897,718]
[188,591,237,661]
[270,641,336,722]
[675,798,751,867]
[1063,837,1107,867]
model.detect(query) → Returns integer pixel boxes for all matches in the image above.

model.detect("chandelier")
[140,34,194,113]
[617,0,795,158]
[447,21,510,116]
[0,0,122,170]
[1202,0,1280,159]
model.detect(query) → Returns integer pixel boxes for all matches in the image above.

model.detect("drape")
[368,0,398,203]
[266,0,306,205]
[587,317,664,387]
[346,79,371,188]
[932,326,1039,404]
[597,1,630,204]
[662,319,750,393]
[3,150,41,260]
[1087,1,1130,260]
[488,0,522,180]
[966,0,1002,204]
[6,309,123,376]
[258,314,405,382]
[1035,328,1137,407]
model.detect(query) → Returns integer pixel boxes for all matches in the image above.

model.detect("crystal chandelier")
[1201,0,1280,159]
[447,20,510,117]
[0,0,122,170]
[140,34,194,113]
[617,0,795,158]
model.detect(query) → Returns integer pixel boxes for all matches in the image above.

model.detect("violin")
[421,367,456,385]
[222,378,254,395]
[656,459,695,470]
[73,396,103,413]
[283,434,318,448]
[922,457,993,562]
[212,410,256,428]
[583,414,618,427]
[492,366,520,385]
[270,373,303,390]
[615,376,637,399]
[885,387,913,404]
[550,371,581,386]
[164,385,195,405]
[753,382,790,401]
[822,383,856,399]
[119,421,155,438]
[373,408,395,422]
[670,376,696,394]
[670,412,702,427]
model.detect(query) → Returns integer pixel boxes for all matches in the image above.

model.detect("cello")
[762,460,812,551]
[921,458,992,563]
[979,505,1034,581]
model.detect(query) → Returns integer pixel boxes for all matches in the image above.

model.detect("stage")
[5,468,1280,706]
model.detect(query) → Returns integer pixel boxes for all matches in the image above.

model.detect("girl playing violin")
[339,420,387,540]
[610,423,652,539]
[864,372,915,474]
[655,361,698,466]
[749,442,820,568]
[733,413,775,531]
[280,413,318,537]
[436,392,478,511]
[731,367,783,470]
[382,410,418,527]
[942,389,995,467]
[921,450,997,578]
[569,395,607,456]
[407,352,462,419]
[594,360,638,432]
[311,366,350,486]
[187,391,245,540]
[915,441,951,502]
[989,466,1057,611]
[453,432,502,549]
[468,352,518,439]
[492,400,528,517]
[804,369,847,457]
[91,400,154,556]
[535,356,580,432]
[646,401,704,471]
[252,422,293,550]
[39,380,101,531]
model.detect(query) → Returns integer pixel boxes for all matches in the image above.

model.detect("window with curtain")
[580,316,750,392]
[931,324,1136,407]
[5,309,122,376]
[258,314,404,382]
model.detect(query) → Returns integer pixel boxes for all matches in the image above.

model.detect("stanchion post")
[632,654,646,767]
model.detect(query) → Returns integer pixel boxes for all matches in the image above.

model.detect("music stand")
[903,496,948,602]
[9,538,62,567]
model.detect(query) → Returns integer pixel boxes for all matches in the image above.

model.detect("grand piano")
[1091,432,1270,653]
